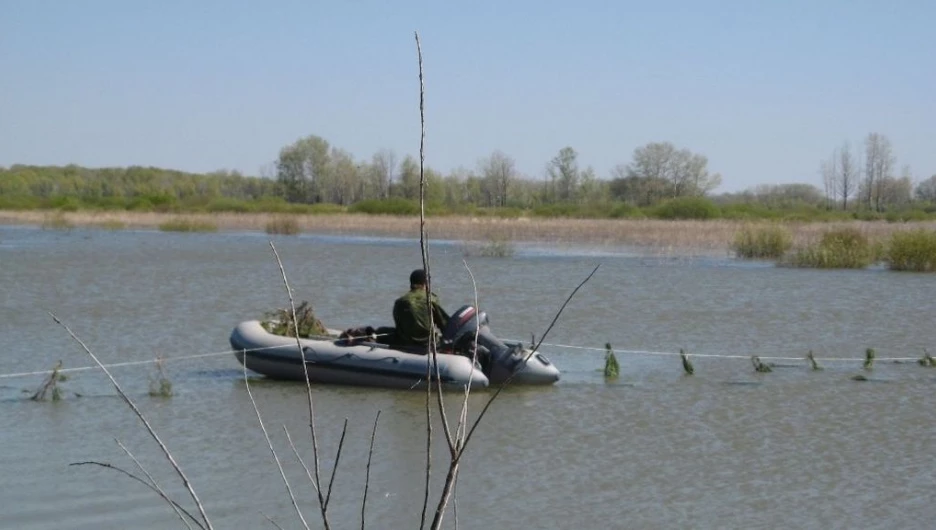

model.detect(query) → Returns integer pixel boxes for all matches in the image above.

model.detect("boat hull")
[230,320,490,390]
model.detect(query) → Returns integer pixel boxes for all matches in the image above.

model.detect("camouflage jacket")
[392,288,450,345]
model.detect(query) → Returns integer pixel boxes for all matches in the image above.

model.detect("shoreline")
[3,210,935,256]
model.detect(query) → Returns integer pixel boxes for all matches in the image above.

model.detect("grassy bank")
[5,209,936,257]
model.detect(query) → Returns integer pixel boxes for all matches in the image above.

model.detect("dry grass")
[4,210,936,256]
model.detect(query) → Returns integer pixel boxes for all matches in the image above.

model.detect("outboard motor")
[442,305,526,383]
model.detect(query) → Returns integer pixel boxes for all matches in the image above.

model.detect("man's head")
[409,268,427,288]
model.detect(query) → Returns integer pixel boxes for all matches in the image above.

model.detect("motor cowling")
[442,305,522,379]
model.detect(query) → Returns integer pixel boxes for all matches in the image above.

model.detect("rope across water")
[0,338,923,381]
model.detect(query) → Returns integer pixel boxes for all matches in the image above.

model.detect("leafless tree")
[372,149,397,199]
[863,132,895,211]
[478,150,515,207]
[838,142,857,210]
[820,154,838,210]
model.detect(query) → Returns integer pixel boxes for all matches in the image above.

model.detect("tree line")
[2,132,934,218]
[273,135,724,208]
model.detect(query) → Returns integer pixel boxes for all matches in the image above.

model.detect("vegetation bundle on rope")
[918,348,936,367]
[604,342,620,379]
[806,350,823,371]
[31,360,66,401]
[751,356,772,373]
[680,348,694,376]
[148,356,173,397]
[863,348,875,370]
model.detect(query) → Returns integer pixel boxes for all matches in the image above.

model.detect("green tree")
[547,147,579,202]
[276,135,331,203]
[626,141,721,198]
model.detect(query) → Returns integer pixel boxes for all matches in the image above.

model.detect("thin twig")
[323,418,349,511]
[461,264,600,451]
[243,358,310,530]
[361,410,381,530]
[429,266,598,530]
[50,312,214,530]
[115,438,196,530]
[69,461,204,529]
[284,425,319,494]
[455,259,482,450]
[268,242,330,529]
[415,30,433,530]
[261,512,286,530]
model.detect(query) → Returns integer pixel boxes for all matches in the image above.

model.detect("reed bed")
[264,215,301,235]
[730,223,793,259]
[4,210,936,256]
[884,228,936,272]
[782,227,879,269]
[157,217,218,233]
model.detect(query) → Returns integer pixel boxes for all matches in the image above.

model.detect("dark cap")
[409,268,427,286]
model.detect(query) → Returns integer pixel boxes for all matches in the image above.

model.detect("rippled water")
[2,225,935,529]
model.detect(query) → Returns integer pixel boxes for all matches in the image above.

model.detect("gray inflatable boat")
[230,305,561,390]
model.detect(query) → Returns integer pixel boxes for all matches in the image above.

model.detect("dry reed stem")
[242,358,310,530]
[115,438,196,530]
[267,241,331,529]
[49,312,214,530]
[361,410,381,530]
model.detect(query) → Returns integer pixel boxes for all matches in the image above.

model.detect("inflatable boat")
[230,305,561,390]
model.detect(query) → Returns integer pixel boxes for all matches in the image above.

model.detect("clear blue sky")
[1,0,933,192]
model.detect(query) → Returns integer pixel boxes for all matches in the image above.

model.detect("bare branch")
[49,312,214,530]
[456,259,482,450]
[243,359,310,530]
[283,425,319,494]
[115,438,196,530]
[415,30,433,530]
[461,264,600,450]
[69,461,204,529]
[361,410,381,530]
[267,242,329,528]
[323,418,349,511]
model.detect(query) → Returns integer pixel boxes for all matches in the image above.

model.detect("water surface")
[2,225,935,529]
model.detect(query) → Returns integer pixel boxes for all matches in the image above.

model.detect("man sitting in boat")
[390,268,450,351]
